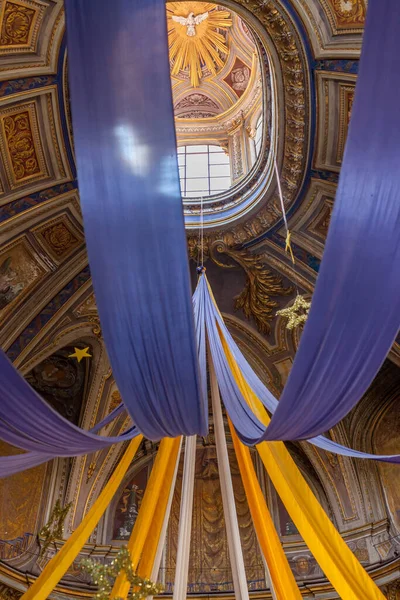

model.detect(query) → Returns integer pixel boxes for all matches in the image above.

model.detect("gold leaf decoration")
[3,111,40,181]
[0,2,35,46]
[210,241,293,335]
[167,2,232,87]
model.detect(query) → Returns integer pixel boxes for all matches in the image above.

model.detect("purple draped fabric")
[0,403,128,477]
[198,275,400,463]
[0,277,207,477]
[260,0,400,441]
[65,0,207,439]
[0,352,138,455]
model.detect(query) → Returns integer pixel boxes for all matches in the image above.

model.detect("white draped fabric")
[210,357,250,600]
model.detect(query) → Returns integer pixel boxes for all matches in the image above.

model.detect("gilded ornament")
[0,2,35,46]
[89,315,102,338]
[0,584,22,599]
[167,2,232,87]
[276,294,311,330]
[3,110,39,181]
[109,390,122,414]
[86,461,97,483]
[39,499,72,557]
[40,221,79,258]
[210,241,293,334]
[79,546,163,600]
[330,0,365,26]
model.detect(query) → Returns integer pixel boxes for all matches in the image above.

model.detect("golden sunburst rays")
[167,2,232,87]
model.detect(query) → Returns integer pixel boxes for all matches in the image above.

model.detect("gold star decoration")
[68,347,92,363]
[276,295,311,330]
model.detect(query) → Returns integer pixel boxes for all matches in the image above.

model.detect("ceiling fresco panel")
[0,86,72,205]
[294,0,365,58]
[0,190,86,351]
[33,211,82,264]
[0,0,45,54]
[0,0,63,79]
[314,70,357,173]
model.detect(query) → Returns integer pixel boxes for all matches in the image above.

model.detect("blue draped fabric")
[65,0,207,439]
[198,275,400,463]
[261,0,400,441]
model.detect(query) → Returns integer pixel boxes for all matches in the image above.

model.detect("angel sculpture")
[172,11,209,37]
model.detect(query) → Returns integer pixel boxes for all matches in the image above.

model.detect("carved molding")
[0,584,22,600]
[210,240,293,334]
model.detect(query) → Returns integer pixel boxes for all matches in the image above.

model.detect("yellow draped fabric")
[229,420,301,600]
[219,330,385,600]
[111,437,181,599]
[137,438,181,578]
[21,436,143,600]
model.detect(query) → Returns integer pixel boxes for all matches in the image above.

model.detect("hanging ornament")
[276,294,311,330]
[79,546,163,600]
[285,230,295,264]
[39,499,72,557]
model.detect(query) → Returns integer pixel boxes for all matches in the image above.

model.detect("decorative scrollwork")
[0,3,35,46]
[3,111,40,181]
[89,315,102,338]
[0,584,22,599]
[210,241,293,334]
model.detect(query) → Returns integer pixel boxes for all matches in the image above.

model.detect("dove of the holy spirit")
[340,0,353,11]
[172,11,209,37]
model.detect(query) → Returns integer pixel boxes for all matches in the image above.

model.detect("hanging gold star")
[276,295,311,330]
[68,347,92,363]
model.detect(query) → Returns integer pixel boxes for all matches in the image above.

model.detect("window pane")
[177,144,231,198]
[186,145,208,153]
[186,153,209,178]
[209,152,229,165]
[210,177,231,191]
[186,178,210,192]
[210,164,230,178]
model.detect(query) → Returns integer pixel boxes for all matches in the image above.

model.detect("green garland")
[39,499,72,557]
[80,546,163,600]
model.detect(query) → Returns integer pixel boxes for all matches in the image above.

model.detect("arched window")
[178,144,231,198]
[254,115,263,157]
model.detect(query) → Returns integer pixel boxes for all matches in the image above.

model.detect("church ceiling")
[0,0,399,597]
